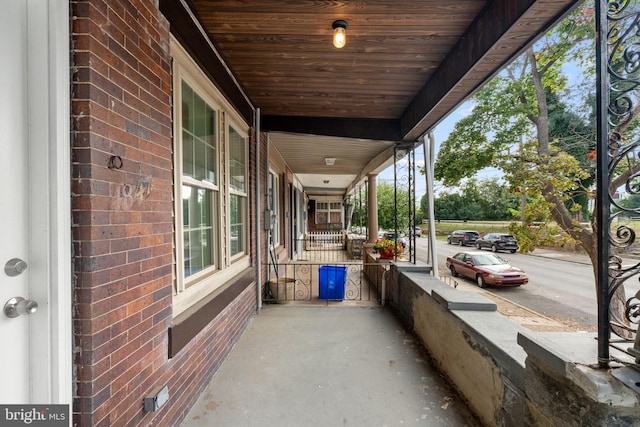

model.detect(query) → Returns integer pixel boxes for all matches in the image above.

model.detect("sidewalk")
[527,246,640,265]
[525,247,592,265]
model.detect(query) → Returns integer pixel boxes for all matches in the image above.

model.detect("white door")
[0,0,34,403]
[0,0,72,405]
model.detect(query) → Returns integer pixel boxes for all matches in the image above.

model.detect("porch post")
[367,173,378,243]
[595,0,610,367]
[424,132,439,278]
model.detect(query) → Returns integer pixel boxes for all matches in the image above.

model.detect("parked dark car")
[475,233,519,253]
[447,230,480,246]
[446,251,528,288]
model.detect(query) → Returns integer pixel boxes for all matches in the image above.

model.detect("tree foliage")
[351,186,368,228]
[376,182,410,231]
[613,194,640,217]
[429,178,519,221]
[432,2,640,330]
[351,181,422,233]
[434,4,597,260]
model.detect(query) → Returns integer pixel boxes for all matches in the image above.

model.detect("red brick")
[72,1,255,426]
[110,312,142,338]
[125,294,153,316]
[85,0,108,21]
[108,66,140,98]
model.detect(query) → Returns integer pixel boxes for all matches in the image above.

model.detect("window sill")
[168,267,255,358]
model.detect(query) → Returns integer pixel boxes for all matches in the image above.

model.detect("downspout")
[255,108,262,312]
[424,132,439,278]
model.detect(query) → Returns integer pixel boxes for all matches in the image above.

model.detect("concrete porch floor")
[181,305,481,427]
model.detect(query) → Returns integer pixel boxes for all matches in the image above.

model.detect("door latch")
[4,258,28,277]
[3,297,38,318]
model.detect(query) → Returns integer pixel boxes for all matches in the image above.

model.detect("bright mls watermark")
[0,405,68,426]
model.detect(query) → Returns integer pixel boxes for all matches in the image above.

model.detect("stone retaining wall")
[390,265,640,427]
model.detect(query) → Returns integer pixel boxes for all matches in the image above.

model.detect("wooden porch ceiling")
[160,0,580,193]
[166,0,581,142]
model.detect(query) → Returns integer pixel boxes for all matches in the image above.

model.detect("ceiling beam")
[400,0,574,140]
[261,116,402,141]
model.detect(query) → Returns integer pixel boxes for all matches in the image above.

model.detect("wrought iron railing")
[597,0,640,366]
[264,262,390,304]
[294,234,349,263]
[394,143,418,264]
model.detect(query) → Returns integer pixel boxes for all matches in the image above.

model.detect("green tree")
[476,178,521,220]
[432,192,465,220]
[614,194,640,218]
[434,3,636,332]
[434,5,597,260]
[430,178,518,221]
[376,182,409,231]
[350,186,368,228]
[546,88,595,221]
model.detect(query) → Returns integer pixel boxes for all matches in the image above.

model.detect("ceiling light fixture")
[324,157,336,166]
[323,180,330,184]
[332,20,348,49]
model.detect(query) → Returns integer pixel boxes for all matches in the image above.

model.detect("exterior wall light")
[324,157,336,166]
[332,20,348,48]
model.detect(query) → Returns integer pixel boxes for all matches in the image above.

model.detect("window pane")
[194,94,206,138]
[181,80,216,184]
[182,131,194,178]
[229,126,246,192]
[194,138,207,180]
[182,82,194,133]
[183,186,214,277]
[230,194,245,256]
[206,108,216,183]
[267,172,274,210]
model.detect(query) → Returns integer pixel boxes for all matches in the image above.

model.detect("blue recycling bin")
[319,265,347,300]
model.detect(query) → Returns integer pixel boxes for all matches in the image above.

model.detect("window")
[229,125,247,257]
[181,81,217,280]
[316,200,343,227]
[172,39,250,314]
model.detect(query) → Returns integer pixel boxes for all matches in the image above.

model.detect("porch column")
[367,173,378,243]
[424,132,439,278]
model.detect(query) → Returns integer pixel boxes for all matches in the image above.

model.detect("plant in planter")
[373,238,404,259]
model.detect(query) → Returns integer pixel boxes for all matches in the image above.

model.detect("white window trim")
[268,169,281,247]
[227,121,249,261]
[171,37,250,316]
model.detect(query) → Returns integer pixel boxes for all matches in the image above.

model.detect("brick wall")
[71,1,257,425]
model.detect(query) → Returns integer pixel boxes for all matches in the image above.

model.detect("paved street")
[415,238,640,331]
